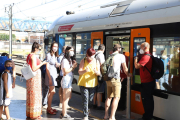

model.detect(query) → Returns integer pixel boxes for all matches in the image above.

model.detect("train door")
[91,31,103,50]
[130,28,150,115]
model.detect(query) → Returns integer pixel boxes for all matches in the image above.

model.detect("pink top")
[26,54,40,68]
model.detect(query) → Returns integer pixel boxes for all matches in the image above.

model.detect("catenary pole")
[9,5,12,59]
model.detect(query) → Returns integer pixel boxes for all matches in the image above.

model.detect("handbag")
[21,54,36,80]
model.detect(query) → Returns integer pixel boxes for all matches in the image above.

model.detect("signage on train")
[58,24,74,32]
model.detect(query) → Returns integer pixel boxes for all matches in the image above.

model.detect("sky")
[0,0,123,22]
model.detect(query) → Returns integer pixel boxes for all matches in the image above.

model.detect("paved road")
[4,76,141,120]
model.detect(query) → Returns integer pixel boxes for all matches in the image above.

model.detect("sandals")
[52,108,57,112]
[47,108,56,115]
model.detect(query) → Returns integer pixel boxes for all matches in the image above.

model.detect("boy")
[0,60,14,119]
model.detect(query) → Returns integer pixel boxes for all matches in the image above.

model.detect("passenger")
[104,44,130,120]
[0,60,13,120]
[93,44,106,110]
[57,46,67,109]
[119,51,129,111]
[0,53,16,88]
[45,41,60,115]
[60,46,77,119]
[160,49,170,90]
[78,48,100,120]
[152,48,160,89]
[26,42,47,119]
[134,42,155,120]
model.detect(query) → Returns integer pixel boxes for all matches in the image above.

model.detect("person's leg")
[4,106,10,119]
[62,88,71,116]
[97,93,102,107]
[0,106,3,118]
[79,86,89,118]
[109,79,121,120]
[59,87,63,108]
[159,76,165,90]
[47,86,56,110]
[93,93,97,106]
[104,97,112,119]
[141,81,155,120]
[119,78,127,110]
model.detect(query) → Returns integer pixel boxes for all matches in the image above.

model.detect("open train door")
[130,28,150,115]
[91,31,103,51]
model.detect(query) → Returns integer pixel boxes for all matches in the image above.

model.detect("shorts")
[106,78,121,98]
[96,81,106,93]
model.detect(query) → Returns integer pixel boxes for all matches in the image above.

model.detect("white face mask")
[69,51,74,56]
[153,52,156,56]
[177,50,179,53]
[139,49,145,54]
[53,48,57,52]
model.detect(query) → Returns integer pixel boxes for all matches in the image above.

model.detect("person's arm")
[62,60,77,76]
[31,55,47,72]
[78,59,89,75]
[2,73,9,98]
[134,57,142,69]
[12,60,16,88]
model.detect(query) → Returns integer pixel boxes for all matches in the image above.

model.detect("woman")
[26,42,47,119]
[60,46,77,119]
[45,42,60,114]
[78,48,100,120]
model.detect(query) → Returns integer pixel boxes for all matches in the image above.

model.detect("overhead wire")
[13,0,58,15]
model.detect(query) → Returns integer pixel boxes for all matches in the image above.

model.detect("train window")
[153,37,180,94]
[93,39,101,51]
[76,33,91,63]
[59,34,73,46]
[133,37,146,84]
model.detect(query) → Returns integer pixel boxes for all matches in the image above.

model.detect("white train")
[45,0,180,119]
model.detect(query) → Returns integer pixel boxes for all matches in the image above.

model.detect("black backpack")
[144,54,164,79]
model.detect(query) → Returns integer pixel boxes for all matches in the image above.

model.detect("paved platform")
[4,76,141,120]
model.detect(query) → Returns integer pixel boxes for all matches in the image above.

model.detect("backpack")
[0,56,8,74]
[100,53,118,81]
[144,54,164,79]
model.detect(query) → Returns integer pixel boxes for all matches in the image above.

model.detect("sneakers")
[42,104,48,109]
[60,113,74,119]
[84,117,88,120]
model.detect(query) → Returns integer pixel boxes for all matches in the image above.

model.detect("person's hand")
[72,61,77,68]
[56,62,60,67]
[93,68,99,75]
[12,82,15,88]
[85,66,90,72]
[127,73,132,77]
[6,92,10,98]
[121,78,124,82]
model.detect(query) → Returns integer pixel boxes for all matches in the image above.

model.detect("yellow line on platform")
[71,106,103,120]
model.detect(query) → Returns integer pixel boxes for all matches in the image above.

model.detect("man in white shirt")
[104,44,131,120]
[93,44,106,110]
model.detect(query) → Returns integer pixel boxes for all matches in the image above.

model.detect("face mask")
[177,50,179,53]
[6,67,12,71]
[53,48,57,52]
[153,52,156,56]
[69,51,74,57]
[139,49,145,54]
[162,55,167,59]
[37,51,40,54]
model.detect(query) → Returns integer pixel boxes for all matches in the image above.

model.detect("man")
[134,42,155,120]
[93,44,106,110]
[104,44,131,120]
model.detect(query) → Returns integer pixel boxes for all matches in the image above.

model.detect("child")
[0,60,13,120]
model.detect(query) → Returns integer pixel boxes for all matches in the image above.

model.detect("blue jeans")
[159,74,169,90]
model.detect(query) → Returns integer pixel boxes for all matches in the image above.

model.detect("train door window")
[76,33,91,63]
[153,37,180,94]
[93,39,101,51]
[59,34,73,46]
[133,38,146,84]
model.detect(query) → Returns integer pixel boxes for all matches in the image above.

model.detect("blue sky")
[0,0,123,22]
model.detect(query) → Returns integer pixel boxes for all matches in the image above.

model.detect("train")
[45,0,180,119]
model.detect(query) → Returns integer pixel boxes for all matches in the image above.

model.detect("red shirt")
[26,54,41,68]
[138,52,154,83]
[120,55,128,79]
